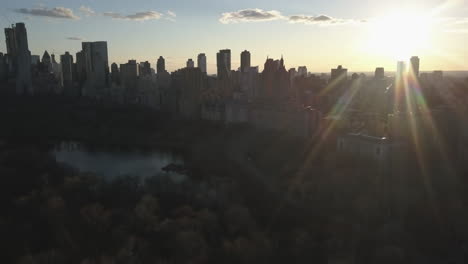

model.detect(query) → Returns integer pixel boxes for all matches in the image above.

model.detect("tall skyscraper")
[5,23,32,94]
[240,50,251,73]
[410,56,420,77]
[216,49,231,79]
[51,54,61,79]
[42,50,51,72]
[186,59,194,68]
[4,26,17,75]
[157,56,165,73]
[197,53,207,73]
[396,61,406,80]
[60,51,74,93]
[0,53,7,81]
[375,67,385,79]
[111,62,120,85]
[75,51,86,88]
[4,27,18,59]
[81,41,109,95]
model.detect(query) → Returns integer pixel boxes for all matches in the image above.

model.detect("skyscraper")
[297,66,308,77]
[240,50,251,73]
[60,51,74,94]
[81,41,109,95]
[186,59,194,68]
[4,27,17,59]
[197,53,207,73]
[42,50,51,72]
[410,56,420,77]
[331,65,347,82]
[216,49,231,79]
[75,51,86,88]
[157,56,165,73]
[140,61,151,76]
[111,62,120,85]
[375,67,385,79]
[51,54,61,79]
[0,53,7,81]
[120,60,139,90]
[396,61,406,80]
[4,26,17,74]
[5,23,32,94]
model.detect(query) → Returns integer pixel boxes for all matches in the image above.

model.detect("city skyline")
[1,0,468,73]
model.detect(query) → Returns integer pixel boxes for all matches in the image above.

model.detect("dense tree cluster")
[2,95,468,263]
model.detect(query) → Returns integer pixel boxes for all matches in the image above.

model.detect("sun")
[366,10,434,61]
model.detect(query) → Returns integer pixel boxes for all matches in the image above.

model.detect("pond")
[52,142,186,181]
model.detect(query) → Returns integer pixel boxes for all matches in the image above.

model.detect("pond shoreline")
[52,140,187,180]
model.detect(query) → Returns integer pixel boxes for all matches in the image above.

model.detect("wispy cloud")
[79,6,95,16]
[66,37,84,41]
[289,14,363,25]
[14,7,79,20]
[219,8,284,24]
[103,11,162,21]
[165,10,176,22]
[167,10,176,18]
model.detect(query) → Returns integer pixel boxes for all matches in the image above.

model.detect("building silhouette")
[120,60,139,89]
[261,56,290,99]
[375,67,385,79]
[396,61,406,80]
[410,56,420,77]
[41,50,51,73]
[0,53,7,81]
[60,51,74,95]
[331,65,348,82]
[157,56,165,73]
[216,49,231,79]
[197,53,207,73]
[240,50,251,73]
[75,51,86,89]
[31,55,40,65]
[139,61,151,76]
[172,67,206,119]
[110,62,120,85]
[186,59,194,68]
[81,41,109,96]
[297,66,308,77]
[5,23,32,94]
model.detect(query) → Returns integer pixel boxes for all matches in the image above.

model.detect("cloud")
[289,14,361,25]
[103,11,162,21]
[165,10,176,22]
[79,6,95,16]
[167,10,176,17]
[219,8,284,24]
[66,37,84,41]
[14,7,79,19]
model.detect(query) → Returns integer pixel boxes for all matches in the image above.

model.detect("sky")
[1,0,467,74]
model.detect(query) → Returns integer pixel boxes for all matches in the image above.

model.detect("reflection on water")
[52,142,185,180]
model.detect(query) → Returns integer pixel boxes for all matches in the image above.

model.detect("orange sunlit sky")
[1,0,468,73]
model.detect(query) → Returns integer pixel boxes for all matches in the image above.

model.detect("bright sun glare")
[367,10,434,60]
